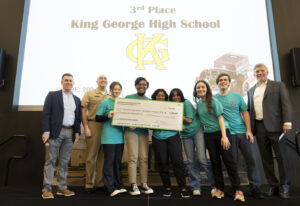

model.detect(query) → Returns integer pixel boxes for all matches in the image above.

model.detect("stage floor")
[0,185,299,206]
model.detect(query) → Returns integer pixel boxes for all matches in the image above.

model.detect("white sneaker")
[110,189,121,197]
[141,183,154,194]
[129,184,141,196]
[193,189,201,196]
[119,188,127,193]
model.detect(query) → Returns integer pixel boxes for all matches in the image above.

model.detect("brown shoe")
[211,188,216,197]
[56,189,75,197]
[212,189,224,199]
[234,190,245,202]
[42,189,54,199]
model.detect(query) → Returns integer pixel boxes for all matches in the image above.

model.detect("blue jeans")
[182,129,215,190]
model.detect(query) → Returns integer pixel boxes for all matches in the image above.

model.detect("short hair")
[216,73,231,84]
[254,63,268,71]
[151,89,168,100]
[97,75,107,81]
[169,88,185,102]
[61,73,73,80]
[109,81,122,91]
[135,77,149,88]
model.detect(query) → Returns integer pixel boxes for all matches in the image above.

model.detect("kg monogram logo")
[126,34,169,69]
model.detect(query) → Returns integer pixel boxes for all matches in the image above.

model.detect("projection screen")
[13,0,279,111]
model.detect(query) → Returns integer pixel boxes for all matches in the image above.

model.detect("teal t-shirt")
[153,129,178,140]
[181,99,201,138]
[214,92,247,135]
[125,94,150,135]
[197,97,229,133]
[96,97,124,144]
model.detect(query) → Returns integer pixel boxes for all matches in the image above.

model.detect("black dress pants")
[204,129,241,191]
[102,144,124,193]
[152,133,187,189]
[255,120,290,191]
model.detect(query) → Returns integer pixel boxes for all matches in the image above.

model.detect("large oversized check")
[112,98,183,131]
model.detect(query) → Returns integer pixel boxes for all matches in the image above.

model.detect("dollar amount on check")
[112,98,184,131]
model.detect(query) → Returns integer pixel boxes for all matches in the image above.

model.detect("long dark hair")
[193,80,213,115]
[151,89,168,100]
[169,88,185,102]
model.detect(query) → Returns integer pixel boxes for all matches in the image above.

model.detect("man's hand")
[74,133,80,143]
[42,133,50,143]
[283,124,292,133]
[245,130,254,143]
[84,127,91,137]
[221,136,231,150]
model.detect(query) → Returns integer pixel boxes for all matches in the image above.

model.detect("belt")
[62,125,73,129]
[255,119,263,122]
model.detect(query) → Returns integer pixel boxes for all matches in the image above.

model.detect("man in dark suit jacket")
[247,63,292,198]
[41,73,81,199]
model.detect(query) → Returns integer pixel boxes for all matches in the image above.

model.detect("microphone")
[45,140,50,147]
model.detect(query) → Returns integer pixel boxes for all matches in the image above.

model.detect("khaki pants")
[124,130,149,184]
[85,121,104,188]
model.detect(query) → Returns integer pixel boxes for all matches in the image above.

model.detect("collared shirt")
[253,81,267,120]
[62,90,76,126]
[81,88,109,120]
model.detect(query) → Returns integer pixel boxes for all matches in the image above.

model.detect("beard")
[219,85,229,92]
[137,92,145,96]
[220,88,227,92]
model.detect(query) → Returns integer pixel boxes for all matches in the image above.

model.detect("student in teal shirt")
[95,82,125,197]
[169,88,215,196]
[193,80,245,202]
[124,77,153,195]
[215,73,264,199]
[151,89,190,198]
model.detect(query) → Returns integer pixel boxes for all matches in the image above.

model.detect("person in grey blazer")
[247,63,292,198]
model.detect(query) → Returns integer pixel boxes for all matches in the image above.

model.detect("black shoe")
[266,187,279,197]
[162,188,172,197]
[94,186,105,192]
[180,189,191,199]
[279,189,290,199]
[140,183,154,194]
[251,188,265,199]
[85,188,95,194]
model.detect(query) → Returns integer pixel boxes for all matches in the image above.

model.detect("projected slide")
[15,0,274,110]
